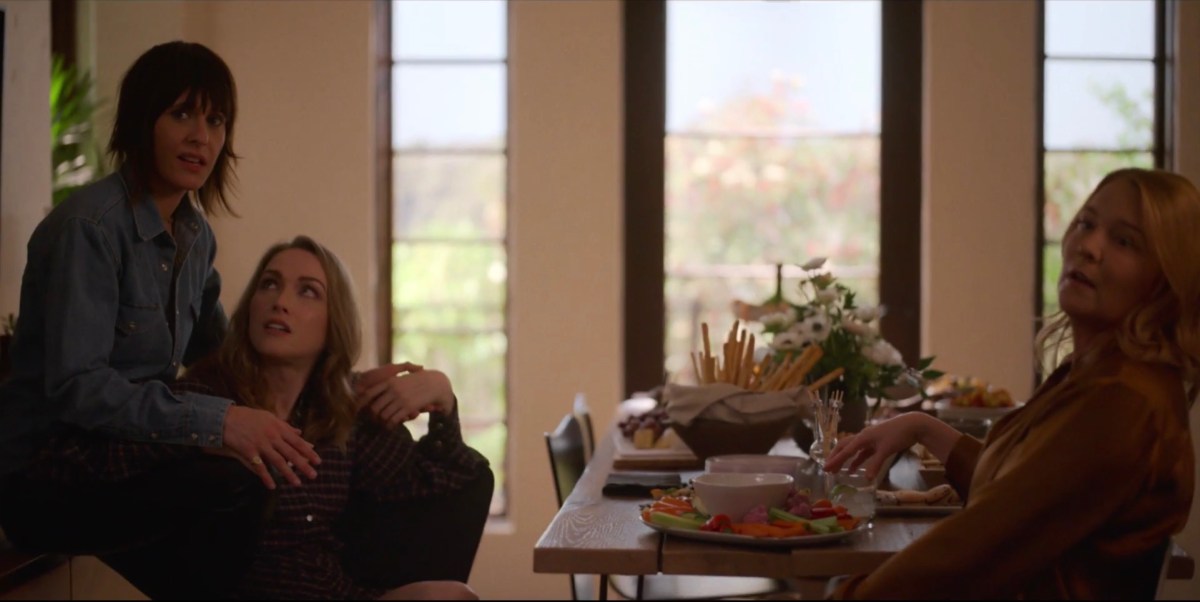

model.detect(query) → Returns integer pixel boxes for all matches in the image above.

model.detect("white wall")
[922,0,1038,402]
[84,0,379,364]
[4,0,1200,598]
[0,0,50,319]
[477,1,624,598]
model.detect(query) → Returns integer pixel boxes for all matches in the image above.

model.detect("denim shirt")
[0,171,232,477]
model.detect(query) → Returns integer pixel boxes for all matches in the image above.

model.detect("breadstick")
[690,352,703,385]
[751,353,773,391]
[791,345,824,384]
[807,366,845,392]
[763,354,796,391]
[701,321,712,356]
[739,333,755,388]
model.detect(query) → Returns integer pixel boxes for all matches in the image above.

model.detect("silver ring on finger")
[251,456,264,466]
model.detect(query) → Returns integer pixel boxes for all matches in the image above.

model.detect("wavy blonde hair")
[220,235,363,446]
[1036,168,1200,393]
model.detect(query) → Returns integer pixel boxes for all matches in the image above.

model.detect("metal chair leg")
[599,574,609,601]
[636,575,645,599]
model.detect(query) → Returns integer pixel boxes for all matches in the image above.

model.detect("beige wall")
[4,0,1200,598]
[1164,2,1200,598]
[0,0,51,319]
[922,0,1038,402]
[85,0,380,364]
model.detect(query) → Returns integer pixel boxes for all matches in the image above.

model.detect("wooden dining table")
[533,412,1195,599]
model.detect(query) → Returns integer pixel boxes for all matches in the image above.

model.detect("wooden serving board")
[610,431,704,470]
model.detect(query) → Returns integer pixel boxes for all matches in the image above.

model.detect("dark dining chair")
[544,399,784,601]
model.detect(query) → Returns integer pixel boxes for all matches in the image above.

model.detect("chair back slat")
[545,414,587,508]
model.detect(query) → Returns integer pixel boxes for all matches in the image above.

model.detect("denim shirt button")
[190,433,198,440]
[160,262,169,272]
[305,515,314,523]
[150,432,158,439]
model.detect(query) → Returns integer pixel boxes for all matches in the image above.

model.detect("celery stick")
[649,512,705,531]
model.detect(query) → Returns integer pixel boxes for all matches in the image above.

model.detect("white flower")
[761,311,796,330]
[840,316,873,337]
[770,331,808,352]
[794,312,832,343]
[801,257,827,271]
[852,305,886,322]
[815,288,839,305]
[862,339,904,367]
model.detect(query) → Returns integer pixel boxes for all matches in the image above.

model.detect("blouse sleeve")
[943,434,982,502]
[27,368,225,483]
[833,383,1161,599]
[351,402,490,503]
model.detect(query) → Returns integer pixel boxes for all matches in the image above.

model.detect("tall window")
[1039,0,1166,320]
[385,1,508,515]
[664,1,883,380]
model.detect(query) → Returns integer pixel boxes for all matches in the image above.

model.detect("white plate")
[639,517,864,548]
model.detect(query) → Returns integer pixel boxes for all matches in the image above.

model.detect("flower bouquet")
[748,258,942,436]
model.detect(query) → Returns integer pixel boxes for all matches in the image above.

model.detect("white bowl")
[692,472,794,522]
[705,454,807,482]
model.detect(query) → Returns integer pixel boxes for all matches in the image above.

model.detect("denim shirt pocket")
[111,302,172,378]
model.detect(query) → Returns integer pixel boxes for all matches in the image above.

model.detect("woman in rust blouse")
[37,235,489,600]
[825,168,1200,599]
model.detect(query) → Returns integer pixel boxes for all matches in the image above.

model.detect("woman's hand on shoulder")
[220,405,321,489]
[356,362,457,429]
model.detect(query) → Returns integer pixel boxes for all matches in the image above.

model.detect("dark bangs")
[108,41,240,216]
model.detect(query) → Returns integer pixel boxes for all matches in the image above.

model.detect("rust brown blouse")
[835,347,1193,599]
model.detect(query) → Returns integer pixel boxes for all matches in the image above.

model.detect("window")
[623,1,921,395]
[664,1,883,381]
[1039,0,1167,320]
[382,0,508,515]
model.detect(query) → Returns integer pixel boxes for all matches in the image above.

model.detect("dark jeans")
[0,455,273,600]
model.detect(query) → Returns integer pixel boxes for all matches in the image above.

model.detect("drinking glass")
[829,466,876,524]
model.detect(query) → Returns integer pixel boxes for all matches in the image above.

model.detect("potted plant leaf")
[51,54,107,207]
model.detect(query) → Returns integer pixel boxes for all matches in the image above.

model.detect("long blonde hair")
[1036,168,1200,392]
[220,235,363,446]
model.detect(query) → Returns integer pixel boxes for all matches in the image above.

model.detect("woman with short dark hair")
[0,41,316,598]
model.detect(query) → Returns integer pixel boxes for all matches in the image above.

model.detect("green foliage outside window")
[665,78,880,377]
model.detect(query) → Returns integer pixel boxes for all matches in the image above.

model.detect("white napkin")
[663,383,813,427]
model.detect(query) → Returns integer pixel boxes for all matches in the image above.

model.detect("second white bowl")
[692,472,794,522]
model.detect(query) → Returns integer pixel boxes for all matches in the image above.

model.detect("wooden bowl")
[670,416,796,460]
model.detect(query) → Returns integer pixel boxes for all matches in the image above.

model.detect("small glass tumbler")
[829,466,876,524]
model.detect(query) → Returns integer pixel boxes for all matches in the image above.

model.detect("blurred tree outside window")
[388,0,508,516]
[1041,0,1162,322]
[665,1,882,381]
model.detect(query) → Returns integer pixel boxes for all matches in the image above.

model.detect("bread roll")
[879,484,963,506]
